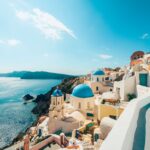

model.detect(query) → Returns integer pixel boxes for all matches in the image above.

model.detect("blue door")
[139,74,148,86]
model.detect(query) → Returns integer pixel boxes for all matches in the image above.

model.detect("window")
[87,102,90,109]
[105,77,109,80]
[97,78,99,82]
[78,102,81,109]
[94,133,99,142]
[116,88,120,93]
[96,86,99,91]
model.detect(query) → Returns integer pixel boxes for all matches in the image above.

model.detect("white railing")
[137,85,150,98]
[100,93,150,150]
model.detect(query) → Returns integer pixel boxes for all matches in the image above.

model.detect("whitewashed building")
[100,94,150,150]
[86,69,112,94]
[113,52,150,101]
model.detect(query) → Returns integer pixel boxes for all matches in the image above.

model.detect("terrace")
[100,93,150,150]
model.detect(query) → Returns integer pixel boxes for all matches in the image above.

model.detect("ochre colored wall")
[98,105,124,120]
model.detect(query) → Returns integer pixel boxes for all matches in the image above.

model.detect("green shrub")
[127,94,136,101]
[54,129,63,135]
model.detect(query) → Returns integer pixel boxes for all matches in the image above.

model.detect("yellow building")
[95,103,124,121]
[99,104,123,120]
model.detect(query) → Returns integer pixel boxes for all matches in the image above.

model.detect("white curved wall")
[145,109,150,150]
[100,94,150,150]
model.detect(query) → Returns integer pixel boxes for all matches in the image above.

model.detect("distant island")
[0,71,75,80]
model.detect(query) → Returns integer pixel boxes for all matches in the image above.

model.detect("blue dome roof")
[72,84,94,98]
[93,69,105,76]
[52,89,62,97]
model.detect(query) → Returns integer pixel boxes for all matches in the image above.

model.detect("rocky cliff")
[6,77,84,148]
[32,77,84,116]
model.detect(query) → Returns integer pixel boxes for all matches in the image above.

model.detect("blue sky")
[0,0,150,75]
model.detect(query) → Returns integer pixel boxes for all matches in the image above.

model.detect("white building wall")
[109,72,120,81]
[91,75,105,82]
[70,96,95,114]
[145,110,150,150]
[113,80,124,101]
[147,72,150,87]
[85,80,111,94]
[48,119,80,134]
[100,94,150,150]
[124,75,136,100]
[137,85,150,97]
[51,96,64,108]
[114,75,136,101]
[110,74,116,81]
[66,94,71,101]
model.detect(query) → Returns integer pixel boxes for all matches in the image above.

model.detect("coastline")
[3,76,82,149]
[2,118,38,150]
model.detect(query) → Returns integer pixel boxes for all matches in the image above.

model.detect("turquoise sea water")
[0,77,61,148]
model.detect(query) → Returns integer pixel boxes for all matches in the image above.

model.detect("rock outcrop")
[23,94,34,101]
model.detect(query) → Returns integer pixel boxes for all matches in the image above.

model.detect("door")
[139,73,148,86]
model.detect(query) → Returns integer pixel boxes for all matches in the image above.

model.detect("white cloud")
[0,39,21,47]
[7,39,21,46]
[16,11,30,21]
[99,54,113,59]
[0,40,5,44]
[16,8,76,40]
[141,33,149,39]
[43,53,49,57]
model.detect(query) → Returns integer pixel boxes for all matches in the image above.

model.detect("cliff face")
[32,77,84,116]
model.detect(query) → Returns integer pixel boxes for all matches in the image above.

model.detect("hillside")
[0,71,74,80]
[21,71,74,79]
[32,77,84,115]
[10,76,84,146]
[0,71,28,78]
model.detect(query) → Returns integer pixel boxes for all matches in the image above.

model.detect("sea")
[0,77,61,149]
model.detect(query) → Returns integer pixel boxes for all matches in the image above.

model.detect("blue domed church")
[87,69,109,94]
[49,87,64,120]
[70,84,95,117]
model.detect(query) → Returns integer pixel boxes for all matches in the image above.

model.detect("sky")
[0,0,150,75]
